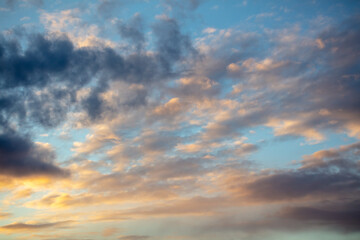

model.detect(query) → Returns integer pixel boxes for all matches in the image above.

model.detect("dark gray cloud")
[0,132,69,177]
[242,141,360,202]
[201,205,360,235]
[244,170,360,202]
[97,0,120,19]
[28,87,74,127]
[153,17,196,74]
[0,16,195,128]
[214,141,360,232]
[116,14,145,50]
[198,142,360,234]
[280,200,360,232]
[81,81,108,121]
[0,16,196,183]
[0,33,95,89]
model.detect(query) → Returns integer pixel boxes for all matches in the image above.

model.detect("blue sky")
[0,0,360,239]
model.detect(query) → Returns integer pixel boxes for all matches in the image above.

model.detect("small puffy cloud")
[236,58,288,72]
[227,63,241,73]
[203,27,216,34]
[266,118,325,144]
[152,98,185,117]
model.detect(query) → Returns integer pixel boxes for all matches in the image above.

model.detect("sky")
[0,0,360,239]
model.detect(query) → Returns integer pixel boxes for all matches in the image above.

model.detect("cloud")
[4,0,43,9]
[24,0,43,7]
[0,33,94,128]
[300,141,360,169]
[0,212,11,219]
[0,220,73,233]
[203,27,216,34]
[218,142,259,158]
[152,98,184,117]
[90,196,230,222]
[0,33,96,90]
[5,188,33,202]
[280,200,360,232]
[194,28,259,81]
[266,117,325,144]
[40,8,116,48]
[97,0,119,18]
[26,186,177,209]
[102,227,118,237]
[153,17,196,73]
[26,154,212,209]
[118,236,150,240]
[161,0,205,19]
[243,169,360,202]
[169,76,220,101]
[72,124,119,155]
[163,0,204,11]
[1,4,360,239]
[96,0,142,19]
[2,0,44,9]
[201,108,270,141]
[213,15,360,143]
[0,15,196,131]
[0,133,69,178]
[238,142,360,202]
[116,13,145,50]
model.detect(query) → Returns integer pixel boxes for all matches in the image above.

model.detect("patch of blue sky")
[0,3,43,32]
[194,0,360,37]
[34,125,90,163]
[115,126,142,141]
[7,198,42,219]
[176,122,203,138]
